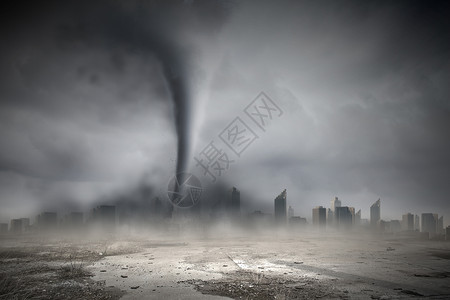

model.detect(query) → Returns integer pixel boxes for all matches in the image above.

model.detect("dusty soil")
[1,232,450,299]
[0,236,132,299]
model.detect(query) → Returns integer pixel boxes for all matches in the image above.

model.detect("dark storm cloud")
[0,0,232,217]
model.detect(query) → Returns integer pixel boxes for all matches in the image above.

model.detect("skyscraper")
[402,213,414,231]
[335,206,353,229]
[370,199,381,228]
[421,213,438,238]
[312,206,326,228]
[328,197,341,225]
[274,189,287,224]
[330,197,341,212]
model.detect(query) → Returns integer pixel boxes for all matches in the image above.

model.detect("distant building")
[248,210,270,220]
[0,223,7,234]
[355,209,361,226]
[446,226,450,241]
[247,210,271,227]
[378,219,387,232]
[388,220,401,233]
[327,208,334,225]
[229,187,241,218]
[360,218,369,226]
[37,212,57,231]
[330,196,341,212]
[65,212,83,229]
[328,197,341,226]
[312,206,326,228]
[288,206,294,219]
[20,218,30,232]
[335,206,353,229]
[437,216,444,235]
[402,213,414,231]
[92,205,116,231]
[274,189,287,224]
[414,214,420,231]
[370,199,381,228]
[289,216,307,228]
[10,219,23,233]
[421,213,438,238]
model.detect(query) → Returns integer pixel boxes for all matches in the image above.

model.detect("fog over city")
[1,0,449,225]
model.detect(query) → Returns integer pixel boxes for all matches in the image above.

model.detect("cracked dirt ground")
[1,232,450,299]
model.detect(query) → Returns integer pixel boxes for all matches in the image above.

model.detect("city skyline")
[1,188,447,231]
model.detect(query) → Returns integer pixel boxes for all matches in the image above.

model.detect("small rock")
[130,286,140,289]
[121,275,128,278]
[100,270,107,272]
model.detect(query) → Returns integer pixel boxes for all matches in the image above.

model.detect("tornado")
[159,52,191,177]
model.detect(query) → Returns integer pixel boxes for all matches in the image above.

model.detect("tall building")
[312,206,326,228]
[421,213,438,238]
[335,206,353,229]
[402,213,414,231]
[370,199,381,228]
[274,189,287,224]
[446,226,450,241]
[330,197,341,212]
[328,197,341,225]
[229,187,241,217]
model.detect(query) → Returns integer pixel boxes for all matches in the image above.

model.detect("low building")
[289,216,307,228]
[10,219,23,233]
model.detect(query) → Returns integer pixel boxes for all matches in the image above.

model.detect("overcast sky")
[1,0,449,225]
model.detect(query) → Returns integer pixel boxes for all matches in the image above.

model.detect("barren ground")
[1,232,450,299]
